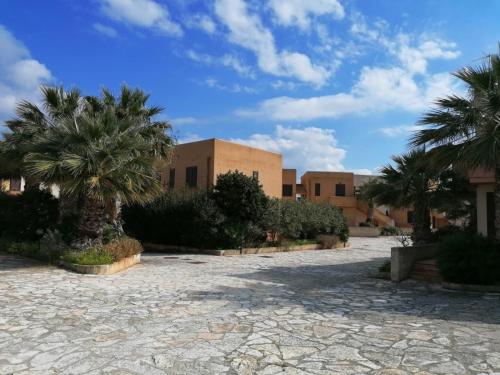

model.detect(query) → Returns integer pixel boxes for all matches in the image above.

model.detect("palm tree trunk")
[76,197,105,246]
[412,203,432,245]
[58,189,79,225]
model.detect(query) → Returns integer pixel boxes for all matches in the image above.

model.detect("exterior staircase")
[410,259,442,283]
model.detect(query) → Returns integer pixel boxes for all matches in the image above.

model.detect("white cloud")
[99,0,182,37]
[376,125,424,138]
[186,49,254,77]
[0,25,52,121]
[93,23,118,38]
[214,0,332,86]
[238,18,462,121]
[269,0,344,31]
[231,125,347,174]
[204,77,257,94]
[185,13,217,34]
[238,66,460,121]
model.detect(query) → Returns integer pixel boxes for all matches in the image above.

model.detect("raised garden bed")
[144,242,349,256]
[60,253,141,275]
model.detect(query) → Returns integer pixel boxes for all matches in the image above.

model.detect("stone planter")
[144,242,349,256]
[349,226,380,237]
[61,253,141,275]
[391,244,439,282]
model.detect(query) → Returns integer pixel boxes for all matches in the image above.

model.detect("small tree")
[211,171,269,247]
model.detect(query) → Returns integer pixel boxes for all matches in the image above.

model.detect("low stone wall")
[61,253,141,275]
[144,242,349,256]
[349,226,380,237]
[391,244,439,282]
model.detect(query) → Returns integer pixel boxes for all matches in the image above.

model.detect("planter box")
[61,253,141,275]
[391,244,438,282]
[349,226,380,237]
[144,242,349,256]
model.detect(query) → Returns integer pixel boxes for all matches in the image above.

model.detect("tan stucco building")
[163,138,283,198]
[163,138,450,229]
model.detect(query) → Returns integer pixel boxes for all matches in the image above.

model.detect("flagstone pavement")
[1,237,500,375]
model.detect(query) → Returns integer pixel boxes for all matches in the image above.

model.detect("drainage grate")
[188,261,207,264]
[163,256,179,259]
[259,255,273,258]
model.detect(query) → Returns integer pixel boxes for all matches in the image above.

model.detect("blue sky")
[0,0,499,175]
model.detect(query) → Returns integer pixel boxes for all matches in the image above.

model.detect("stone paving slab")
[1,237,499,374]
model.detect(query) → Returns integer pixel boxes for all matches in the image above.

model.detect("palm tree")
[86,86,174,229]
[368,149,436,244]
[1,86,82,189]
[24,104,170,246]
[411,49,500,238]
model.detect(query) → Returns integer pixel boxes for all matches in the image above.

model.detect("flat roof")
[177,138,282,156]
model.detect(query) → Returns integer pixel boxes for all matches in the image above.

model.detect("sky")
[0,0,499,176]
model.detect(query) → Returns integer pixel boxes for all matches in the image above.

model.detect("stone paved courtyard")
[1,237,500,375]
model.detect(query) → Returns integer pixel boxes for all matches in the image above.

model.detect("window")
[282,184,293,197]
[185,166,197,188]
[9,177,21,192]
[335,183,346,197]
[314,183,321,196]
[168,168,175,189]
[407,211,414,224]
[252,171,259,180]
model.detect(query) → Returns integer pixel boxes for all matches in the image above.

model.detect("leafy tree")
[411,48,500,237]
[211,171,269,247]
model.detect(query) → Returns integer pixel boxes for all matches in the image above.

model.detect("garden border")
[143,242,350,256]
[60,253,141,275]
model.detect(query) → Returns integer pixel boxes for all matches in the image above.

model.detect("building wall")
[282,169,296,201]
[301,172,355,204]
[165,139,215,192]
[164,139,283,198]
[213,139,282,198]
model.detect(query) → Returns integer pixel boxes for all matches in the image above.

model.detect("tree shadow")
[186,258,500,325]
[0,253,51,271]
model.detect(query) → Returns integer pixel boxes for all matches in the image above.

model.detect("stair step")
[410,258,442,283]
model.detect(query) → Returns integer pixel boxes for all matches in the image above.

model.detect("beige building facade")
[165,139,450,229]
[163,139,283,198]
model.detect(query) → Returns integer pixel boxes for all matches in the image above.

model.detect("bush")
[62,248,114,265]
[437,232,500,285]
[262,199,349,243]
[103,237,143,261]
[123,190,235,249]
[0,187,59,241]
[0,239,42,259]
[61,237,142,265]
[381,226,398,236]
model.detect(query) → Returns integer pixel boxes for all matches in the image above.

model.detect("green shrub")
[381,226,398,236]
[437,232,500,285]
[0,239,45,260]
[0,187,58,241]
[103,237,143,261]
[62,248,114,265]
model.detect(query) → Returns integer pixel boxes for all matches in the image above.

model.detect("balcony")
[329,195,357,208]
